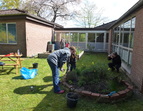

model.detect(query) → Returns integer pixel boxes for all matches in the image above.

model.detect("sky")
[63,0,139,28]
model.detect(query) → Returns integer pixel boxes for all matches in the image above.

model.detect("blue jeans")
[47,60,60,93]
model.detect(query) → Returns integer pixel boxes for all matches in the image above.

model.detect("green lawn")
[0,53,143,111]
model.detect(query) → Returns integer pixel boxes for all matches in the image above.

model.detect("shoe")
[56,90,65,94]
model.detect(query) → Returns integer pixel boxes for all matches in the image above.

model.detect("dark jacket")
[69,54,76,64]
[108,55,121,65]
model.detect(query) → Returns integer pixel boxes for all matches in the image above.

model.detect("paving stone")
[128,85,133,90]
[117,90,127,97]
[81,90,92,96]
[110,93,120,100]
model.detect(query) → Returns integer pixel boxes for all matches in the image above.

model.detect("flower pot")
[33,63,38,68]
[66,92,78,108]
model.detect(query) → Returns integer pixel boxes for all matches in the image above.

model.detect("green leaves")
[0,0,22,9]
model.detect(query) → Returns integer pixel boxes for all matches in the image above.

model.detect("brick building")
[108,0,143,91]
[0,9,62,57]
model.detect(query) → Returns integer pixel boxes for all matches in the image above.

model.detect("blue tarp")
[20,67,38,79]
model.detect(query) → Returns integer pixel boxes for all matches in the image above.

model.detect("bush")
[66,54,125,93]
[66,69,79,83]
[78,63,109,85]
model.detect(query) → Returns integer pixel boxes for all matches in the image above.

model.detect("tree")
[22,0,80,23]
[0,0,23,9]
[74,0,108,28]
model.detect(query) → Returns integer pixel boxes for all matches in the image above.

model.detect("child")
[65,42,70,48]
[67,53,77,72]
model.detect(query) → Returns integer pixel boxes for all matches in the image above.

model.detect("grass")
[0,53,143,111]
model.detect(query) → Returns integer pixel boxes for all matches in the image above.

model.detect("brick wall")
[0,19,27,56]
[131,8,143,90]
[25,20,53,57]
[110,8,143,91]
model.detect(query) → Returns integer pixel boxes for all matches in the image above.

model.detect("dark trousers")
[70,63,76,71]
[67,63,76,72]
[108,63,121,72]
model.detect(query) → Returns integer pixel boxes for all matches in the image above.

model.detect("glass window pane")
[106,33,109,43]
[113,33,119,44]
[129,17,136,48]
[123,33,129,47]
[122,49,128,63]
[61,33,65,39]
[96,33,104,42]
[71,33,78,42]
[120,24,124,45]
[8,24,16,43]
[64,33,70,43]
[124,20,131,31]
[88,33,95,42]
[79,33,86,50]
[129,33,133,48]
[128,51,132,65]
[131,17,136,30]
[79,33,86,42]
[0,24,7,43]
[123,20,131,47]
[87,33,95,51]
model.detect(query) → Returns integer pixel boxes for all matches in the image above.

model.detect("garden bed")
[62,53,133,103]
[62,76,133,103]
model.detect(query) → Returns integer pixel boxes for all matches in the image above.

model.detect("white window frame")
[0,22,17,44]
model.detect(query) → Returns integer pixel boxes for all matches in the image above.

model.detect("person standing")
[108,52,121,72]
[47,46,76,94]
[60,39,65,49]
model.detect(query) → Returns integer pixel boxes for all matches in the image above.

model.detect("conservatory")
[54,29,109,52]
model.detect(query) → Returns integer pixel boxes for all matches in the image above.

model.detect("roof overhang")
[0,9,63,28]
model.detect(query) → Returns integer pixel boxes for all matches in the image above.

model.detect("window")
[88,33,95,42]
[130,17,136,48]
[112,17,136,67]
[96,33,104,42]
[120,24,124,45]
[106,33,109,43]
[123,33,129,47]
[113,33,119,44]
[64,33,70,43]
[123,20,131,47]
[79,33,86,42]
[70,33,78,42]
[0,23,17,44]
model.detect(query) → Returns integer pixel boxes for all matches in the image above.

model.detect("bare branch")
[22,0,80,23]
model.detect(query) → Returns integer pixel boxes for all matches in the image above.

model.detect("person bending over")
[47,46,76,94]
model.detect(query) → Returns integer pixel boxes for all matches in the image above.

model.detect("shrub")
[78,63,109,85]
